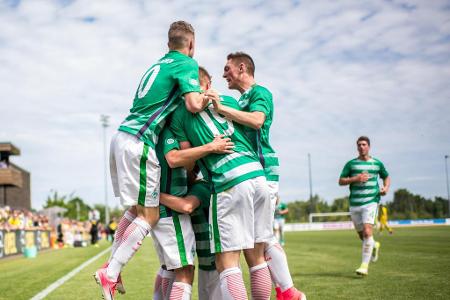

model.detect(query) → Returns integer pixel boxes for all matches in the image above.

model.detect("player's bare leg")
[168,266,194,300]
[356,224,379,275]
[243,243,271,300]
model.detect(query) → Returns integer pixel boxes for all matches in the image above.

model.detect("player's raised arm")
[184,91,209,113]
[210,96,266,129]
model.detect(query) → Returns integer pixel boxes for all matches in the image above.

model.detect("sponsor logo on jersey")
[166,138,175,145]
[158,58,174,64]
[238,98,249,108]
[189,78,199,86]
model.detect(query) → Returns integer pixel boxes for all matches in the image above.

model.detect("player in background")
[95,21,218,300]
[339,136,391,276]
[213,52,305,300]
[274,198,289,246]
[171,67,274,300]
[378,204,393,236]
[151,126,233,300]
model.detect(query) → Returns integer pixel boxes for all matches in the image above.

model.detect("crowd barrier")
[0,229,51,259]
[284,218,450,232]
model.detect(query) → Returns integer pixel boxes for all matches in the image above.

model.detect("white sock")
[106,217,151,280]
[265,242,294,291]
[219,267,248,300]
[109,210,136,262]
[153,267,164,300]
[362,236,375,265]
[162,269,175,300]
[169,282,192,300]
[250,262,272,300]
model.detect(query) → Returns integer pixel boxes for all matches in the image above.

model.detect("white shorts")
[151,214,195,270]
[267,181,279,221]
[274,218,285,230]
[110,131,160,207]
[209,176,272,253]
[350,202,379,232]
[198,269,222,300]
[266,181,280,247]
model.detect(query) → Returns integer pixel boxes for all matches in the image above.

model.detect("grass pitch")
[0,226,449,299]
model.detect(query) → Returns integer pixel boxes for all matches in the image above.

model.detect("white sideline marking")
[30,247,111,300]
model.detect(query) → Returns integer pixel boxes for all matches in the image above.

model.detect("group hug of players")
[94,21,306,300]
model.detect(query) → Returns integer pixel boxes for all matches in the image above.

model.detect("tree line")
[284,188,449,223]
[42,190,123,223]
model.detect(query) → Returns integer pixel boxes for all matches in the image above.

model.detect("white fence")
[284,218,450,232]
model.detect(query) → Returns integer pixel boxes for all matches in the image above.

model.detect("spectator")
[90,220,99,247]
[107,218,117,243]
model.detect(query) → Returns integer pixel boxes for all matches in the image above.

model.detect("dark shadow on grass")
[295,272,362,279]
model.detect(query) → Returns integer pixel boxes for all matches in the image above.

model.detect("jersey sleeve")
[340,161,351,178]
[187,181,211,208]
[378,161,389,179]
[174,59,201,95]
[160,128,180,155]
[220,95,241,110]
[170,105,189,142]
[248,88,271,117]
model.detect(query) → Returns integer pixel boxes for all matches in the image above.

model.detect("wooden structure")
[0,142,31,209]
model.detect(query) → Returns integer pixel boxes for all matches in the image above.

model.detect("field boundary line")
[30,246,111,300]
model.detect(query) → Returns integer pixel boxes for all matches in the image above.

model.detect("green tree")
[44,190,67,208]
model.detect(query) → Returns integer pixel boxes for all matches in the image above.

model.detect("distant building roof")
[0,142,20,155]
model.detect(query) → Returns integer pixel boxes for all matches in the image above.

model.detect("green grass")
[1,226,449,299]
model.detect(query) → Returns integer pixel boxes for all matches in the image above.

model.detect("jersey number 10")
[137,65,161,99]
[199,105,234,136]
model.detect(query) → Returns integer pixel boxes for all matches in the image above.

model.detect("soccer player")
[159,179,221,300]
[95,21,217,300]
[274,198,289,246]
[151,126,233,300]
[378,204,393,235]
[171,67,274,300]
[212,52,305,300]
[339,136,391,276]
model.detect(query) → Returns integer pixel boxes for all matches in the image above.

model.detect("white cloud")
[0,0,449,209]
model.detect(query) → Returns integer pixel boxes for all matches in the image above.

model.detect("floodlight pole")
[445,155,450,217]
[101,115,110,225]
[308,153,313,206]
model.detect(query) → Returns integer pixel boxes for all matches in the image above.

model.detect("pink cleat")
[275,287,284,300]
[94,268,117,300]
[100,262,125,294]
[282,287,307,300]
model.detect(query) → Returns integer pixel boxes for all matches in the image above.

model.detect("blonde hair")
[198,66,211,86]
[168,21,195,50]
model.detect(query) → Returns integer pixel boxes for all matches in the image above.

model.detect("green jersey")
[238,84,279,182]
[119,50,201,148]
[187,181,215,271]
[274,202,287,219]
[340,157,389,207]
[156,127,188,218]
[170,95,265,193]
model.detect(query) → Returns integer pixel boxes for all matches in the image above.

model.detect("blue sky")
[1,0,449,209]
